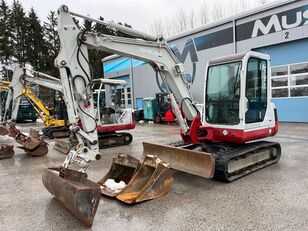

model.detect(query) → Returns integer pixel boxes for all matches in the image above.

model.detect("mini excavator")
[42,5,281,226]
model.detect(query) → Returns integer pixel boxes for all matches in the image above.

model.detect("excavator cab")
[203,51,278,143]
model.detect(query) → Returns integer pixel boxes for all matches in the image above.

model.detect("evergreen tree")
[43,11,59,77]
[0,0,13,79]
[26,7,48,70]
[0,0,12,64]
[10,0,27,64]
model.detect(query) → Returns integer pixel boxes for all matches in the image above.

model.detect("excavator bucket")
[116,155,173,204]
[142,142,215,178]
[6,124,48,157]
[17,135,48,157]
[98,153,140,197]
[53,139,72,155]
[0,125,9,136]
[0,144,14,159]
[42,168,101,227]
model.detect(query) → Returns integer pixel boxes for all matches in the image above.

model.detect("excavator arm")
[52,5,201,169]
[42,5,213,226]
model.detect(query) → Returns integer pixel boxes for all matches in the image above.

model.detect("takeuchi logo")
[252,9,308,37]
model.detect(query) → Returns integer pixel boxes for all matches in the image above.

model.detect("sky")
[8,0,278,32]
[7,0,233,31]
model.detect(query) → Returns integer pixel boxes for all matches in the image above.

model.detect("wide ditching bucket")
[142,142,215,178]
[42,167,101,227]
[0,144,14,159]
[116,155,173,204]
[98,153,140,197]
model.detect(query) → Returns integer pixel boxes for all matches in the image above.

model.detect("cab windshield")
[206,61,241,125]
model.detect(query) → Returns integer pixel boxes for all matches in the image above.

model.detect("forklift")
[143,92,176,124]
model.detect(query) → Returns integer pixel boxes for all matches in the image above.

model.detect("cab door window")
[245,58,267,124]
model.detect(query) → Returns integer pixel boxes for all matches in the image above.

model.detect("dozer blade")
[42,168,101,227]
[142,142,215,178]
[98,153,140,197]
[0,144,14,159]
[0,125,9,136]
[116,155,173,204]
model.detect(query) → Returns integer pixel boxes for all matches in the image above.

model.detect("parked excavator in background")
[41,5,281,226]
[2,67,70,139]
[3,66,135,149]
[92,78,135,148]
[0,68,48,158]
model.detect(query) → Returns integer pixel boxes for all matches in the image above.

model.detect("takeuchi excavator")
[2,67,70,139]
[0,68,48,158]
[42,5,281,226]
[3,67,135,146]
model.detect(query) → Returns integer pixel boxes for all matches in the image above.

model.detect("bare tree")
[188,9,197,29]
[164,18,175,36]
[172,8,188,34]
[149,19,165,36]
[147,0,276,37]
[259,0,270,5]
[212,2,224,21]
[199,1,209,25]
[238,0,250,12]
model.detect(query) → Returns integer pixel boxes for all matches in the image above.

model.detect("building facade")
[103,0,308,122]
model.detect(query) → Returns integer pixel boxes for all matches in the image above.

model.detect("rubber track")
[205,141,281,182]
[98,132,133,149]
[167,140,281,182]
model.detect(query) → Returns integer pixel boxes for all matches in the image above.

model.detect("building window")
[272,66,288,77]
[111,87,132,107]
[271,61,308,98]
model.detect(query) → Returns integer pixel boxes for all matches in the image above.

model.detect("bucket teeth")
[0,144,14,159]
[42,168,101,227]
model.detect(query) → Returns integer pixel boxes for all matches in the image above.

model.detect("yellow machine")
[2,68,70,139]
[0,71,48,158]
[21,86,66,127]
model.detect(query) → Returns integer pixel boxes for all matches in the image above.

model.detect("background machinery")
[143,92,176,123]
[41,5,281,226]
[4,67,135,147]
[0,68,48,158]
[93,78,135,148]
[3,67,70,139]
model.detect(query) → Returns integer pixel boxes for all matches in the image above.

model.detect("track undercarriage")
[166,140,281,182]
